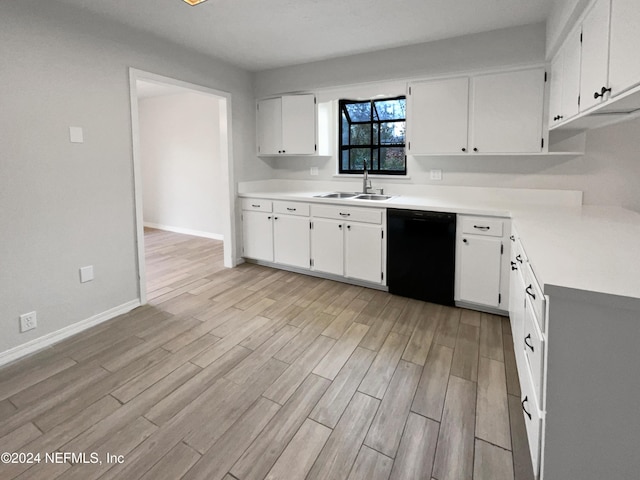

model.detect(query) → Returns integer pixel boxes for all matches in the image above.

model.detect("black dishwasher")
[387,209,456,306]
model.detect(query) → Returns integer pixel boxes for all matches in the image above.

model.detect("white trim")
[0,299,141,367]
[144,222,224,240]
[129,68,237,307]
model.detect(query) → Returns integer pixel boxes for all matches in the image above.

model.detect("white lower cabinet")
[310,218,344,276]
[310,204,385,285]
[242,210,274,262]
[273,214,310,269]
[344,222,383,284]
[455,215,510,311]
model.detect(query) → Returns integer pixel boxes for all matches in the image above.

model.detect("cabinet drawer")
[524,297,545,408]
[311,204,383,224]
[242,198,273,212]
[274,201,310,217]
[521,365,542,479]
[461,216,504,237]
[523,263,546,332]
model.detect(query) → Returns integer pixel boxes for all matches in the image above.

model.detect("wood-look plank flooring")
[0,228,533,480]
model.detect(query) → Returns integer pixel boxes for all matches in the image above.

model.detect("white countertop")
[239,188,640,302]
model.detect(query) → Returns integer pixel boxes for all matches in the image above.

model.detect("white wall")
[545,0,590,58]
[0,1,265,357]
[139,92,225,238]
[254,22,640,212]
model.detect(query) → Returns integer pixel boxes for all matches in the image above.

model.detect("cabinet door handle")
[510,235,515,242]
[524,334,534,352]
[522,396,532,420]
[594,86,612,99]
[347,225,351,230]
[251,204,261,208]
[511,261,517,271]
[339,212,350,217]
[473,147,479,152]
[274,216,278,220]
[463,238,468,244]
[526,285,536,300]
[461,147,466,152]
[338,224,343,229]
[267,216,272,220]
[516,254,523,264]
[286,207,296,211]
[473,225,490,231]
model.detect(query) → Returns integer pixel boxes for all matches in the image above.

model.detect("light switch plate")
[69,126,84,143]
[80,265,94,283]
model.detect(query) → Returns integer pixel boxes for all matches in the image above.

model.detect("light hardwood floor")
[0,228,534,480]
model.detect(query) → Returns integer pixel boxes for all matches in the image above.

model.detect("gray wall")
[0,1,264,354]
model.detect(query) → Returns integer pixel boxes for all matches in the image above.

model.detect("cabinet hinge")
[408,141,411,150]
[381,271,384,281]
[580,32,583,43]
[499,293,502,304]
[544,71,547,82]
[310,258,314,267]
[314,97,317,104]
[501,243,504,255]
[315,144,317,151]
[541,138,544,149]
[381,230,384,239]
[310,221,313,229]
[409,86,412,95]
[578,95,581,107]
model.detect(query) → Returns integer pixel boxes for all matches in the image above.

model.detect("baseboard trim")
[0,299,141,367]
[144,223,223,240]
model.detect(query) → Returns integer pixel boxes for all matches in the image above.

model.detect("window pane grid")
[339,97,406,175]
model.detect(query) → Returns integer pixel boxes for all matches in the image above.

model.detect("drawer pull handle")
[524,334,534,352]
[510,235,515,241]
[274,216,278,220]
[339,212,351,217]
[338,224,343,229]
[252,204,261,208]
[511,261,517,271]
[522,396,532,420]
[267,216,272,220]
[526,285,536,300]
[516,254,523,264]
[286,208,296,211]
[463,238,468,244]
[473,225,490,231]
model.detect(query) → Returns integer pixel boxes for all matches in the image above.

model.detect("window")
[339,96,406,175]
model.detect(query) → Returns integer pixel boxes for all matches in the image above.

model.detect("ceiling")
[54,0,554,72]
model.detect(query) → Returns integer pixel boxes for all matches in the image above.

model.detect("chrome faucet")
[362,161,372,194]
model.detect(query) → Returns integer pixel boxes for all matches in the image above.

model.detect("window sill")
[333,174,411,180]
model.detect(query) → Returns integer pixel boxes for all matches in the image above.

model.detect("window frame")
[338,96,407,176]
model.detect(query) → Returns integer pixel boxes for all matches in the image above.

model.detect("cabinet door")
[609,0,640,97]
[458,235,502,307]
[257,97,282,155]
[273,215,310,269]
[311,219,344,276]
[561,25,583,120]
[470,68,544,153]
[549,52,564,125]
[282,94,316,155]
[242,211,273,262]
[345,223,383,284]
[580,0,612,111]
[408,77,469,154]
[509,258,527,373]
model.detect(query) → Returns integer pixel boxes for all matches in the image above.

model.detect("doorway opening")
[129,69,236,304]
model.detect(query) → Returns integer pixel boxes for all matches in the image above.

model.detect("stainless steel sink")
[353,194,393,201]
[314,192,358,198]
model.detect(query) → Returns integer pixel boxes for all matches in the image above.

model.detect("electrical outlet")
[310,167,319,176]
[80,265,94,283]
[20,311,37,332]
[430,169,443,181]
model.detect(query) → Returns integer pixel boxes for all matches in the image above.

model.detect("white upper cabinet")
[561,27,583,120]
[408,67,544,154]
[257,94,316,155]
[579,0,612,111]
[609,0,640,97]
[408,77,469,154]
[470,68,545,153]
